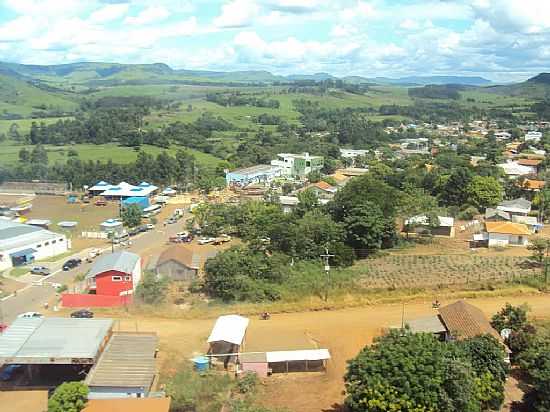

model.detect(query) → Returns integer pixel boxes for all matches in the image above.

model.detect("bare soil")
[108,294,550,412]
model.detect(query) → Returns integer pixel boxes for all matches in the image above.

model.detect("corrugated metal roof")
[85,333,158,389]
[83,398,170,412]
[0,318,114,363]
[86,251,140,280]
[266,349,331,363]
[405,315,447,334]
[208,315,249,346]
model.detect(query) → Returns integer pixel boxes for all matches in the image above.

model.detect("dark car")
[128,227,140,236]
[70,309,94,318]
[63,258,82,271]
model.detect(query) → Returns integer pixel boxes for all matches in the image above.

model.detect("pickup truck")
[86,248,102,262]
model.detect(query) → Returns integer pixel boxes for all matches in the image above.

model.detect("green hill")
[482,73,550,99]
[0,71,78,118]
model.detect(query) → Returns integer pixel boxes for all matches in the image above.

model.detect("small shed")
[100,219,124,235]
[207,315,249,366]
[154,245,202,282]
[240,349,331,376]
[26,219,51,229]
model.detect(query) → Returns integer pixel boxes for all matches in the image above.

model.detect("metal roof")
[0,317,114,364]
[85,333,158,389]
[0,220,65,252]
[86,251,140,280]
[229,164,280,176]
[207,315,249,346]
[266,349,330,363]
[405,315,447,334]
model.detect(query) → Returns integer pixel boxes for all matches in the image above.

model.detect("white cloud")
[263,0,325,13]
[0,16,38,42]
[124,6,170,25]
[400,18,419,30]
[89,3,129,23]
[4,0,89,17]
[471,0,550,33]
[214,0,260,28]
[340,1,377,21]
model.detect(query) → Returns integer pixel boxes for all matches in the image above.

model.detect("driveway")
[0,220,182,324]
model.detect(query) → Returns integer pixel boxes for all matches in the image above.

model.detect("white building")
[494,131,512,141]
[270,153,324,178]
[0,219,69,271]
[497,161,533,178]
[339,148,369,159]
[524,131,543,143]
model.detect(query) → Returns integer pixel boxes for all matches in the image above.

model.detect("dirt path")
[112,293,550,412]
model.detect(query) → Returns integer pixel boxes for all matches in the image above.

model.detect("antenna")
[320,247,334,302]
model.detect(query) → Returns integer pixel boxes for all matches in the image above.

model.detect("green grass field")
[0,141,221,168]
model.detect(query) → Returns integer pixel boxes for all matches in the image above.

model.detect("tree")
[345,331,482,412]
[293,189,319,218]
[491,303,529,333]
[121,204,142,228]
[466,176,503,210]
[343,201,397,251]
[307,170,321,183]
[18,147,30,163]
[518,334,550,411]
[439,167,473,207]
[135,271,168,304]
[48,382,89,412]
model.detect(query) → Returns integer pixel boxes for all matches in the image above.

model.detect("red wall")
[95,270,133,296]
[62,293,132,308]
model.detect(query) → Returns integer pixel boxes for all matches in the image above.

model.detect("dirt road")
[113,293,550,412]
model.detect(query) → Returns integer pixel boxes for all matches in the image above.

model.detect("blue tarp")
[122,196,149,209]
[10,248,36,258]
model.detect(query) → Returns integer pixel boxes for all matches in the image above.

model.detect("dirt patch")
[106,294,550,412]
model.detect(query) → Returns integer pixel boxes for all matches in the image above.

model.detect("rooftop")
[497,197,532,212]
[208,315,249,346]
[438,300,501,341]
[0,317,114,364]
[229,164,280,176]
[86,251,140,280]
[405,315,447,334]
[83,398,170,412]
[85,332,158,390]
[157,245,201,269]
[516,158,542,166]
[0,220,65,252]
[485,221,531,236]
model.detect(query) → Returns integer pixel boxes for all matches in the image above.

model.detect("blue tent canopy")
[122,196,149,209]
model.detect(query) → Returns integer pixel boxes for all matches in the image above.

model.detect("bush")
[237,372,258,394]
[48,382,89,412]
[457,206,479,220]
[135,271,169,304]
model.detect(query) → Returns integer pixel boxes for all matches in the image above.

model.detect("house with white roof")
[88,181,158,200]
[497,198,532,216]
[404,215,455,237]
[497,161,533,178]
[207,315,249,366]
[524,131,542,143]
[0,220,69,271]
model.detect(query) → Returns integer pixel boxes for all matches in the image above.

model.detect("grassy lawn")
[0,141,221,168]
[9,266,30,278]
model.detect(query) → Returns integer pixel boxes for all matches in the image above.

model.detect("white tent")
[207,315,249,346]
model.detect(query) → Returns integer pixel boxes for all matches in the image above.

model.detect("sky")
[0,0,549,82]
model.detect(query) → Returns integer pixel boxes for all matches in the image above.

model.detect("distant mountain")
[370,76,492,86]
[483,73,550,99]
[285,73,336,81]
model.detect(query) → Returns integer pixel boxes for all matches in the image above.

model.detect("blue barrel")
[193,356,209,372]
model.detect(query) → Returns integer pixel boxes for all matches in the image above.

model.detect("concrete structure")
[0,317,113,364]
[86,332,158,399]
[279,196,299,214]
[226,165,282,187]
[512,215,541,233]
[485,222,530,247]
[271,153,323,179]
[497,161,533,178]
[240,349,331,377]
[524,131,542,142]
[404,215,455,237]
[339,148,369,159]
[154,245,217,282]
[86,251,141,297]
[0,220,69,271]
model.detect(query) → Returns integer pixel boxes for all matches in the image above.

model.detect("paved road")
[0,220,182,323]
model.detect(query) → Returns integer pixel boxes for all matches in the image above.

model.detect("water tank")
[193,356,209,372]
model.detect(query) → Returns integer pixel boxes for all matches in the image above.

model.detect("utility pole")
[320,247,334,302]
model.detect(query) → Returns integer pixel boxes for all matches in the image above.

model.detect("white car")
[17,312,43,319]
[198,237,216,245]
[145,223,155,230]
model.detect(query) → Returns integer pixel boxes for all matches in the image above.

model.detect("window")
[36,244,42,248]
[59,238,63,242]
[44,242,49,246]
[124,276,131,281]
[112,276,122,282]
[52,240,56,244]
[306,161,311,167]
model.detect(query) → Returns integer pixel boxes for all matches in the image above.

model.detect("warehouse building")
[226,165,282,187]
[0,219,69,272]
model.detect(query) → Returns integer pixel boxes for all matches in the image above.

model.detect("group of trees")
[200,174,402,302]
[408,84,463,100]
[206,92,280,109]
[344,331,508,412]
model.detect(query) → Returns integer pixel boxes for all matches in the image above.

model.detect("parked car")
[198,237,216,245]
[17,312,43,319]
[95,199,107,206]
[176,231,193,242]
[128,227,141,236]
[63,258,82,271]
[145,223,155,230]
[0,365,23,381]
[30,266,51,276]
[213,234,232,245]
[164,218,177,225]
[71,309,94,318]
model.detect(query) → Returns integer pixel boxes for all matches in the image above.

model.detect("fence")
[81,231,108,239]
[61,293,132,308]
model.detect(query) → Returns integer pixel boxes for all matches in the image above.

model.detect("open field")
[0,141,221,168]
[102,293,550,412]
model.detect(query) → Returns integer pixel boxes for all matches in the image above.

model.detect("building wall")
[156,260,197,282]
[95,270,134,296]
[62,293,132,307]
[241,362,268,378]
[0,233,69,271]
[488,233,528,247]
[87,386,145,399]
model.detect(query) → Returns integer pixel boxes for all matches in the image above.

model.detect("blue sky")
[0,0,549,81]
